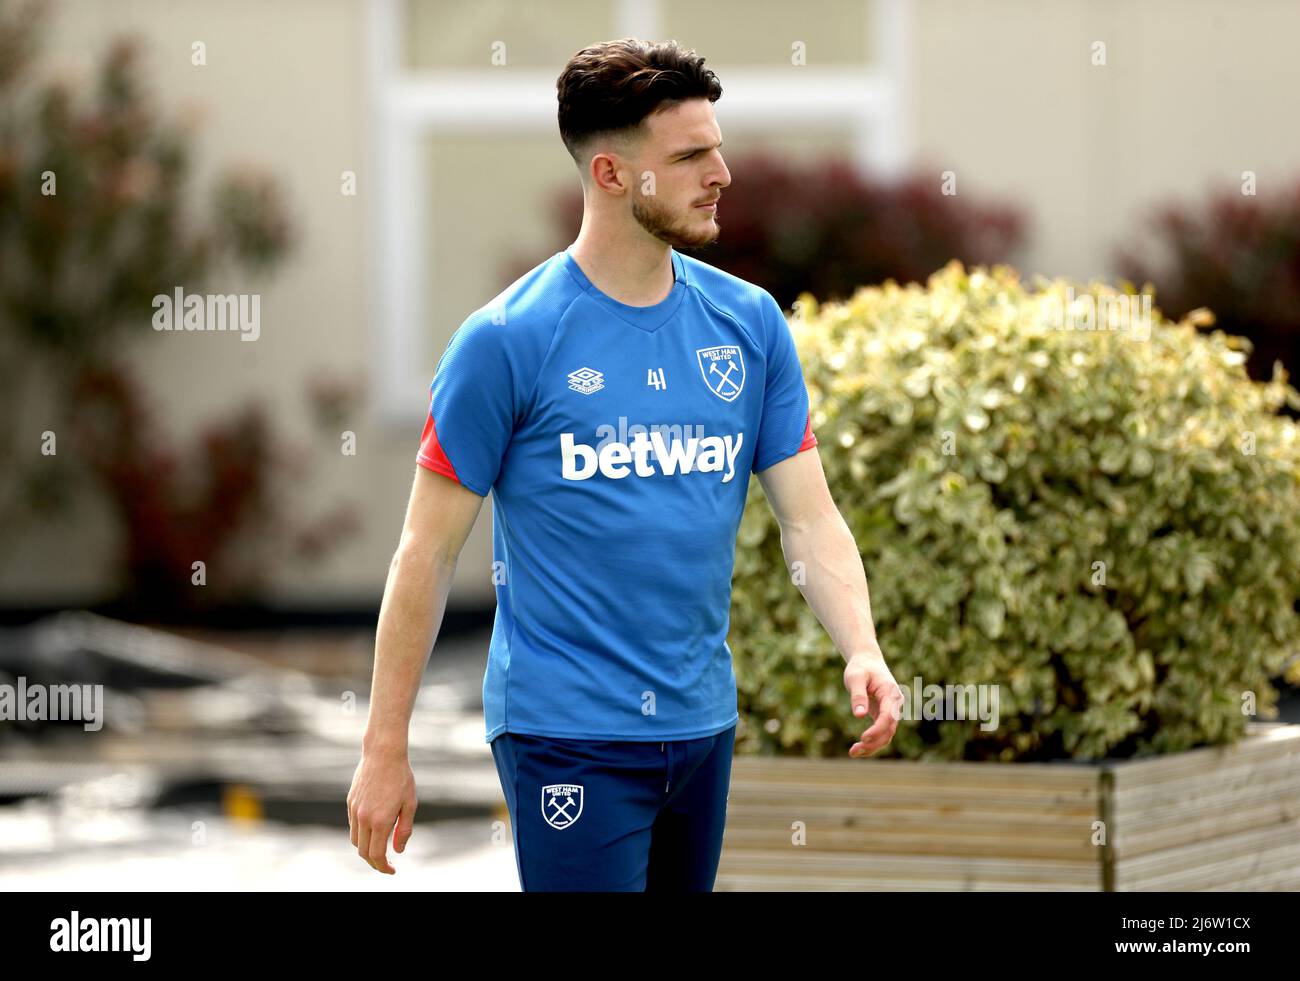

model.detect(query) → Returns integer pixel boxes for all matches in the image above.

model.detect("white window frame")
[365,0,910,428]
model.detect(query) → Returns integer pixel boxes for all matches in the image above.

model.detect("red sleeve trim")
[798,412,818,452]
[415,413,461,484]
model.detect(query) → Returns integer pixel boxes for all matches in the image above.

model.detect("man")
[347,37,903,891]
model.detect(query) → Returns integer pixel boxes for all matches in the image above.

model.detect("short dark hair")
[556,38,722,165]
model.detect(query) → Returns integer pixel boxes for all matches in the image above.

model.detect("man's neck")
[567,227,675,307]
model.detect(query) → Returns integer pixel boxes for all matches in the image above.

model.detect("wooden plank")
[715,850,1099,889]
[1115,792,1300,858]
[722,826,1095,859]
[1114,771,1300,822]
[716,854,1100,884]
[1214,867,1300,891]
[1112,754,1300,813]
[724,802,1097,831]
[1117,769,1300,818]
[731,757,1098,790]
[1106,725,1300,786]
[725,784,1098,810]
[715,874,1099,892]
[1115,821,1300,890]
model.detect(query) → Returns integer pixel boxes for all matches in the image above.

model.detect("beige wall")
[5,0,1300,611]
[4,0,391,607]
[910,0,1300,283]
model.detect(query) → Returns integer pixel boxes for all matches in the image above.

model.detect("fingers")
[355,824,373,868]
[846,662,904,758]
[346,759,413,873]
[368,823,395,874]
[352,804,397,874]
[843,661,871,718]
[850,710,897,757]
[355,815,396,874]
[393,798,417,854]
[875,676,906,726]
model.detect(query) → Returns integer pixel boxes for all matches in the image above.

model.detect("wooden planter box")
[716,721,1300,891]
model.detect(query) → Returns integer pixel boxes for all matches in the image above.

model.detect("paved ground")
[0,625,524,890]
[0,800,520,891]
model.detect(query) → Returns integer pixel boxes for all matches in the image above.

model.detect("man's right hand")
[347,749,418,874]
[349,468,484,874]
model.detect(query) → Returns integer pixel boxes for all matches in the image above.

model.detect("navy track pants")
[489,724,736,892]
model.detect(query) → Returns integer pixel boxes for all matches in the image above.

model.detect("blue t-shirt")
[416,246,818,742]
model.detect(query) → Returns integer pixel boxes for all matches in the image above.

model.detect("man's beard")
[631,193,720,251]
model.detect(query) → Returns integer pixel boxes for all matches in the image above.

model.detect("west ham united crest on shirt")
[416,246,818,743]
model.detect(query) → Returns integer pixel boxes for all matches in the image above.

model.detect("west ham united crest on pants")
[696,345,745,402]
[542,783,584,829]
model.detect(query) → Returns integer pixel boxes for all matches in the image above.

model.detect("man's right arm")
[347,464,486,874]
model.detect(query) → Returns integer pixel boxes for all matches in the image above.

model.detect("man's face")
[627,99,730,250]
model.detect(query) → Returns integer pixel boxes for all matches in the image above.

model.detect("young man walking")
[348,38,903,891]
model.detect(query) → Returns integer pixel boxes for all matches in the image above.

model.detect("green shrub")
[731,261,1300,761]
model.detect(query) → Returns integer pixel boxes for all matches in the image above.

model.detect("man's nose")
[710,154,731,189]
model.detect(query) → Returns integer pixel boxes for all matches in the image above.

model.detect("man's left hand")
[843,650,904,758]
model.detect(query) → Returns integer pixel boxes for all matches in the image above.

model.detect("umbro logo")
[567,366,604,395]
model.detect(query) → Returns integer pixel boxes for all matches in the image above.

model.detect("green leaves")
[730,262,1300,761]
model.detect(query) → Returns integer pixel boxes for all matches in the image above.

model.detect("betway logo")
[561,430,744,482]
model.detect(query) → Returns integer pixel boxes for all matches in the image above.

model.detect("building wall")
[5,0,1300,611]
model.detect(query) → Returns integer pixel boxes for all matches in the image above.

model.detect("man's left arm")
[756,447,905,757]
